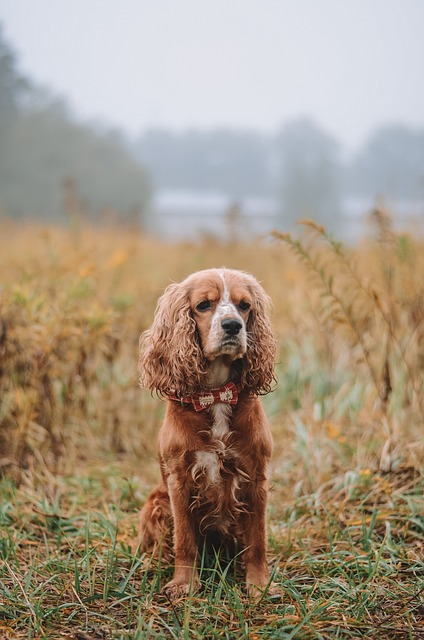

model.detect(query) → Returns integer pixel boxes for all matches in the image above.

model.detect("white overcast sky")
[1,0,424,151]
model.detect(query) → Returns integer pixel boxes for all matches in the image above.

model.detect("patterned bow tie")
[168,381,241,412]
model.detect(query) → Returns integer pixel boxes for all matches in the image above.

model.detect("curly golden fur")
[138,268,277,599]
[139,268,276,396]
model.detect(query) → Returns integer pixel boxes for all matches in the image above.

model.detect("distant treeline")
[135,122,424,229]
[1,25,423,229]
[135,126,424,201]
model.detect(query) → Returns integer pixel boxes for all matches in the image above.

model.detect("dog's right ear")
[138,282,206,396]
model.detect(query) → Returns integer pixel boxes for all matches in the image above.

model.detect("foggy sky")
[2,0,424,151]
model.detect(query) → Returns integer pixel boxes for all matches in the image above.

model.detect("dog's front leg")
[163,472,199,599]
[242,479,271,597]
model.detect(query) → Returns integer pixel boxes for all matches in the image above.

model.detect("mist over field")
[0,23,423,240]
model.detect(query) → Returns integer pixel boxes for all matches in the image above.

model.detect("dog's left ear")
[242,281,277,394]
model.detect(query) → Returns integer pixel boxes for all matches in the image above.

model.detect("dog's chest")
[189,404,248,533]
[191,404,234,485]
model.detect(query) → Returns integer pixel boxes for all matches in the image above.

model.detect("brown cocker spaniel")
[138,268,277,599]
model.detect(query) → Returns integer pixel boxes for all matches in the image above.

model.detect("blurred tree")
[0,26,151,222]
[276,118,342,233]
[0,25,30,129]
[135,128,272,196]
[0,25,27,206]
[350,125,424,201]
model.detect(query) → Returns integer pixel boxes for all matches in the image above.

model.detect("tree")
[276,118,342,233]
[135,128,271,196]
[0,26,151,222]
[0,25,27,128]
[351,125,424,200]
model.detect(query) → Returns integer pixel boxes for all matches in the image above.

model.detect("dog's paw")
[162,578,200,600]
[247,580,281,602]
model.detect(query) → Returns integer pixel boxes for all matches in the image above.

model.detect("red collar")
[168,381,242,412]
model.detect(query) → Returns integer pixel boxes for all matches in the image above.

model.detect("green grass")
[1,458,423,639]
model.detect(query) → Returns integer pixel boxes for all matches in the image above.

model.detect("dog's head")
[139,268,276,396]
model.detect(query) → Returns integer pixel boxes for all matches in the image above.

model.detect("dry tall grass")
[2,212,423,484]
[0,213,423,638]
[0,219,297,483]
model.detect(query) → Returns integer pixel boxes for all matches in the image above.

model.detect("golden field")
[0,212,423,639]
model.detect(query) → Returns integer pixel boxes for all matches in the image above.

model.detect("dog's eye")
[196,300,212,312]
[238,301,251,312]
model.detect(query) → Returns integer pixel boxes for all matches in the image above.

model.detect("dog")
[138,268,277,598]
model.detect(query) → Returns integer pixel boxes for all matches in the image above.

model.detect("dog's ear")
[242,280,277,394]
[139,282,206,396]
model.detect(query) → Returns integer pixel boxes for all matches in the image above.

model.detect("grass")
[1,211,424,638]
[1,466,423,638]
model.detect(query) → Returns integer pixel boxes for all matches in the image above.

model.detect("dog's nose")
[221,318,243,335]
